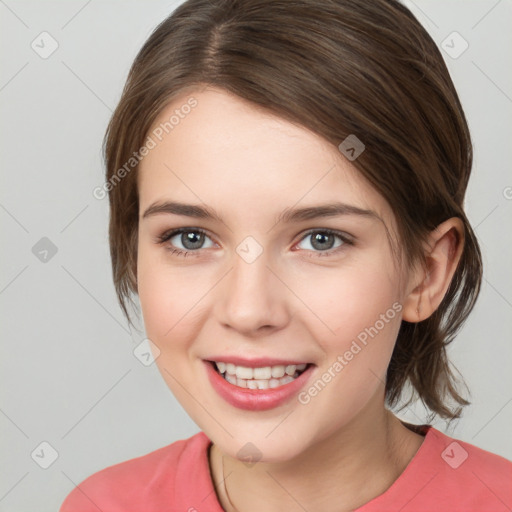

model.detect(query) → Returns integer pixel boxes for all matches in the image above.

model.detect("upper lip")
[205,356,312,367]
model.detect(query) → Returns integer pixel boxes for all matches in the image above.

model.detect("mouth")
[204,359,316,411]
[210,360,311,389]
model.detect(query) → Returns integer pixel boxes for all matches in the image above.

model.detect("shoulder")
[362,425,512,512]
[59,431,210,512]
[409,426,512,511]
[428,426,512,474]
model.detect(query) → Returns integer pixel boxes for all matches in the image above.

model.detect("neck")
[209,394,424,512]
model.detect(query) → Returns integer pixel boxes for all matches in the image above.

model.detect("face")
[137,86,409,462]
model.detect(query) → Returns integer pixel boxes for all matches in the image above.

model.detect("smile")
[213,361,309,389]
[204,359,316,411]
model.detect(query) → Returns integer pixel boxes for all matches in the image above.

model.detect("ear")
[402,217,464,322]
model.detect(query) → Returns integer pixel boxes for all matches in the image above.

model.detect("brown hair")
[103,0,482,421]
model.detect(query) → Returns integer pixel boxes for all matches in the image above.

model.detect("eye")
[156,228,215,257]
[295,229,353,257]
[156,227,353,258]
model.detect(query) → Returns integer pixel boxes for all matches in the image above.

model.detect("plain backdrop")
[0,1,511,510]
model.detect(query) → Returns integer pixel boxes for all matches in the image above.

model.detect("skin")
[136,86,464,511]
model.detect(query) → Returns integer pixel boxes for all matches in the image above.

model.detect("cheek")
[291,257,401,346]
[136,250,205,408]
[292,256,402,412]
[137,246,193,347]
[137,264,171,338]
[296,262,402,412]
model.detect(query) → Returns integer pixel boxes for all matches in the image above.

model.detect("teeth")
[235,366,253,379]
[269,378,280,388]
[214,360,310,389]
[255,379,269,389]
[215,362,308,380]
[253,366,272,379]
[271,365,285,378]
[225,373,237,385]
[246,380,258,389]
[285,365,297,376]
[246,379,271,390]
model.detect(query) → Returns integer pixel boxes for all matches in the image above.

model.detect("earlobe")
[402,218,464,323]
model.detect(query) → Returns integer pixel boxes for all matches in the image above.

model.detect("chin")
[209,425,315,464]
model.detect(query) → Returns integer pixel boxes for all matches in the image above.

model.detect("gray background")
[0,1,511,510]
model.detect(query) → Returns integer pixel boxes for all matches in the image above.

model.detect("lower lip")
[204,361,315,411]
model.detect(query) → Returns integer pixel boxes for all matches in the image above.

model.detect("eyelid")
[154,227,216,259]
[292,228,354,258]
[297,228,354,246]
[155,226,217,247]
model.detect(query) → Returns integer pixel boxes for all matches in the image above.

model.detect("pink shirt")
[60,425,512,511]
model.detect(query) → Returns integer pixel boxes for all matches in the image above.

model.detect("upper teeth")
[215,362,307,380]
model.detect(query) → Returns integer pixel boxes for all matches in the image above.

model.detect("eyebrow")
[141,200,380,224]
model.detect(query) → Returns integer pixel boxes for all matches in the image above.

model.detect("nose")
[215,249,291,337]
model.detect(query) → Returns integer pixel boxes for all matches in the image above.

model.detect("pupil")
[312,232,334,250]
[182,231,204,250]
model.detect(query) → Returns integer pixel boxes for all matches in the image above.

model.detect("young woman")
[61,0,512,510]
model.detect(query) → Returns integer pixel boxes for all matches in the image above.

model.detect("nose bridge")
[217,237,289,334]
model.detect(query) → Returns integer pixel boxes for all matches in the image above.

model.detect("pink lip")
[205,356,310,367]
[204,360,315,411]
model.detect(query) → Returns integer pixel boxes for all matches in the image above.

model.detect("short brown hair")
[103,0,482,421]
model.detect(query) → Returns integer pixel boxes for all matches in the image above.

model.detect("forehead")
[137,87,392,226]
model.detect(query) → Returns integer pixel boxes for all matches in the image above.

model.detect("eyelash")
[155,227,354,259]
